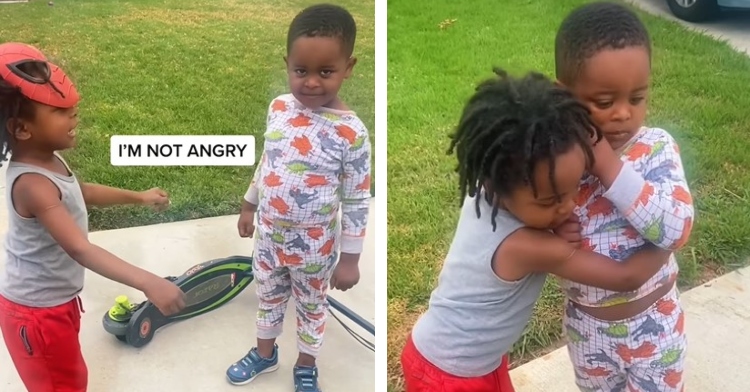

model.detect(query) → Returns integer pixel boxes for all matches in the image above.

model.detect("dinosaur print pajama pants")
[252,224,338,357]
[563,285,687,392]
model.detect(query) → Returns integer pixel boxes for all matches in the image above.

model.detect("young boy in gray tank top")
[0,42,187,392]
[400,68,676,392]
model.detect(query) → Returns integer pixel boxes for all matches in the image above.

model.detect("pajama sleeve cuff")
[244,185,259,206]
[602,161,646,212]
[340,235,364,254]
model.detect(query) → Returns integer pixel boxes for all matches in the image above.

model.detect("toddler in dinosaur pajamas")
[224,4,371,392]
[552,3,694,391]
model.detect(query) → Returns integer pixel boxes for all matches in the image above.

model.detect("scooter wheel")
[102,312,130,338]
[116,335,127,342]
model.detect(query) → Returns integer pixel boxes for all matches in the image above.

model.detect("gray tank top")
[0,154,88,307]
[411,193,548,377]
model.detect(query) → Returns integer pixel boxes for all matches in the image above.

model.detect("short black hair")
[287,3,357,57]
[555,1,651,85]
[447,67,601,230]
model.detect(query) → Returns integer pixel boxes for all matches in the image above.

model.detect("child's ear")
[344,56,357,79]
[7,118,30,141]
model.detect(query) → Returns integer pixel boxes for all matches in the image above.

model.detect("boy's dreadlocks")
[447,67,601,230]
[0,70,39,166]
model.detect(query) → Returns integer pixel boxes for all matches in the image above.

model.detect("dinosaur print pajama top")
[243,94,371,356]
[559,127,694,392]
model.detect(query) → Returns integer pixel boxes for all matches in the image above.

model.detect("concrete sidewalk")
[0,163,375,391]
[510,267,750,391]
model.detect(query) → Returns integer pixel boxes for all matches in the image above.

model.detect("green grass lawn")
[387,0,750,389]
[0,0,374,230]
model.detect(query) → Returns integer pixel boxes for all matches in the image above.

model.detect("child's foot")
[226,345,279,385]
[293,365,322,392]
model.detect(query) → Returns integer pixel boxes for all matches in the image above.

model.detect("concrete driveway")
[0,164,376,391]
[628,0,750,53]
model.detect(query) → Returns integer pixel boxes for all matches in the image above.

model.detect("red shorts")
[0,294,88,392]
[400,334,515,392]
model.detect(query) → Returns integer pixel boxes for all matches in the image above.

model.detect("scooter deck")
[103,255,255,348]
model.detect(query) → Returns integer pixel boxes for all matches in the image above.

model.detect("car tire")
[666,0,720,22]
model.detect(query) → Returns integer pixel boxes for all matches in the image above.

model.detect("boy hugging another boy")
[226,4,371,392]
[553,3,694,392]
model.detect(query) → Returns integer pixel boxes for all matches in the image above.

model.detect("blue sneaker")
[226,345,279,385]
[293,365,322,392]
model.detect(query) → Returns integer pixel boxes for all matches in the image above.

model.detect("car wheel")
[666,0,720,22]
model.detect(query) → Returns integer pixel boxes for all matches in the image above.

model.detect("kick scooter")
[102,255,374,351]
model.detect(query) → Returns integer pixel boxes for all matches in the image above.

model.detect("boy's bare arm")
[508,228,671,292]
[80,183,165,207]
[593,131,694,251]
[20,178,159,284]
[339,122,372,257]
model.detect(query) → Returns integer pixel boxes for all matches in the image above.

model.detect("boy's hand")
[590,137,623,187]
[330,253,360,291]
[237,210,255,238]
[142,276,186,316]
[590,137,614,174]
[140,188,170,212]
[553,213,582,248]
